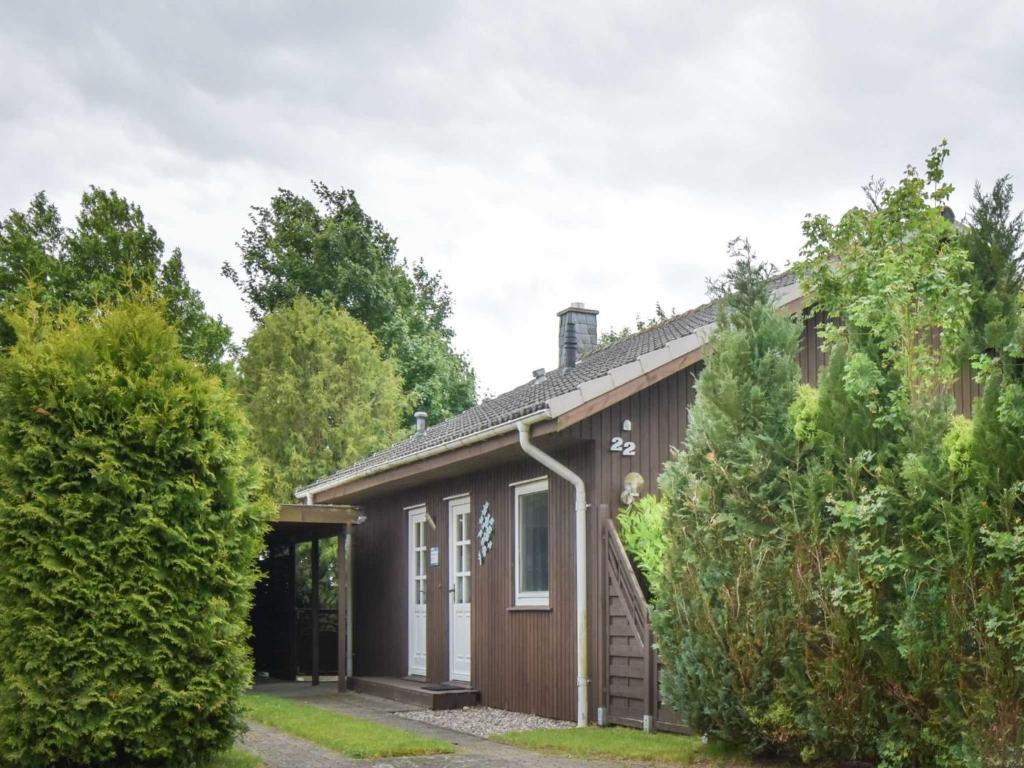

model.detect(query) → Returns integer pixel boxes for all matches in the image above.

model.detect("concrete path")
[238,682,626,768]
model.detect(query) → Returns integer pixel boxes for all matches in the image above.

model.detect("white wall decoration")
[476,501,494,564]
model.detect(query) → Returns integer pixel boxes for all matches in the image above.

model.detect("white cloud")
[1,1,1022,395]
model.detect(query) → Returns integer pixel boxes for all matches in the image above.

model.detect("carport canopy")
[259,503,364,691]
[275,503,364,539]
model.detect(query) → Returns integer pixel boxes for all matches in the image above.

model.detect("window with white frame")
[514,478,549,607]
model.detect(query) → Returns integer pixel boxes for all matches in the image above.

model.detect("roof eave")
[294,409,553,500]
[297,280,806,501]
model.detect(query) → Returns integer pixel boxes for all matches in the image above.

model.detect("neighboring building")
[291,273,979,729]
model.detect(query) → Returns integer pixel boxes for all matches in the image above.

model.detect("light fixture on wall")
[620,471,645,505]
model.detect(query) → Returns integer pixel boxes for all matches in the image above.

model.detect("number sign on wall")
[610,436,637,456]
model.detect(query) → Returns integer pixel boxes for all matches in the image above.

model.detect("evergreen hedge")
[648,242,806,752]
[628,148,1024,766]
[0,302,271,767]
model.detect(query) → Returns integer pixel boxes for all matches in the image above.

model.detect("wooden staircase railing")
[601,516,686,733]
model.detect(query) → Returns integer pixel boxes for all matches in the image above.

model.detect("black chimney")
[557,303,598,368]
[563,320,578,368]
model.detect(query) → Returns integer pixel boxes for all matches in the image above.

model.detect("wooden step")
[350,676,479,710]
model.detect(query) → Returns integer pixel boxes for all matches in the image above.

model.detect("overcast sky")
[2,2,1022,397]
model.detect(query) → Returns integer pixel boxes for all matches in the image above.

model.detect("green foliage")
[799,141,972,417]
[960,176,1023,353]
[653,239,804,750]
[0,301,272,767]
[616,494,666,595]
[972,305,1024,492]
[789,383,819,444]
[0,188,234,374]
[653,146,1024,766]
[238,296,408,501]
[295,537,339,610]
[941,414,973,475]
[790,148,1021,766]
[223,183,476,421]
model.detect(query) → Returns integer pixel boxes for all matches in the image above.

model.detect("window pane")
[519,490,549,593]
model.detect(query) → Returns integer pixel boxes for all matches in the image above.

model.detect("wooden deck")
[350,676,479,710]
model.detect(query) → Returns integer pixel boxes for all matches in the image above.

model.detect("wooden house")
[288,272,979,729]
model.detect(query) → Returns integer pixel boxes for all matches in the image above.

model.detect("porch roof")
[270,503,364,542]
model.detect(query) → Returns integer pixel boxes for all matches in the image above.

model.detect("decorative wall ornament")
[476,501,494,564]
[621,471,646,505]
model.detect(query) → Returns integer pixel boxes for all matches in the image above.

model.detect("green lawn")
[244,693,454,759]
[207,748,262,768]
[495,726,737,766]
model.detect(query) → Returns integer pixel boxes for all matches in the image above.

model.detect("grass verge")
[245,693,454,759]
[494,726,737,765]
[206,748,263,768]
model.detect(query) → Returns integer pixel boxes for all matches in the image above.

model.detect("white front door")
[448,497,472,682]
[408,506,428,677]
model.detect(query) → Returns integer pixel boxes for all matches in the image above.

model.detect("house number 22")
[610,436,636,456]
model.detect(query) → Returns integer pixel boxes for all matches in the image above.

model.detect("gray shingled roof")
[297,270,798,495]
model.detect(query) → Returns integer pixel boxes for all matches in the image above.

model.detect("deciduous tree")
[0,188,233,374]
[223,183,475,421]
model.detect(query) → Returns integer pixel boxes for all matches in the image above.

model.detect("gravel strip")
[396,706,574,738]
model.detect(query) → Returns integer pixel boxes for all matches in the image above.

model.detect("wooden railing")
[604,518,650,646]
[601,517,686,733]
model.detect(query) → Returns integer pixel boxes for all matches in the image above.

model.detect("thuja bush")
[0,301,272,767]
[950,307,1024,765]
[652,240,805,751]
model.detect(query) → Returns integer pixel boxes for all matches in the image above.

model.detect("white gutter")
[516,420,589,728]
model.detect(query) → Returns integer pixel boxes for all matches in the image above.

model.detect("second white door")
[448,497,472,682]
[408,506,428,677]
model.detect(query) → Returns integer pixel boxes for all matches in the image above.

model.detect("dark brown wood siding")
[351,499,407,678]
[799,310,829,387]
[952,356,983,418]
[349,448,592,721]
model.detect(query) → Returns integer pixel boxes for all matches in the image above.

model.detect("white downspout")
[516,420,589,727]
